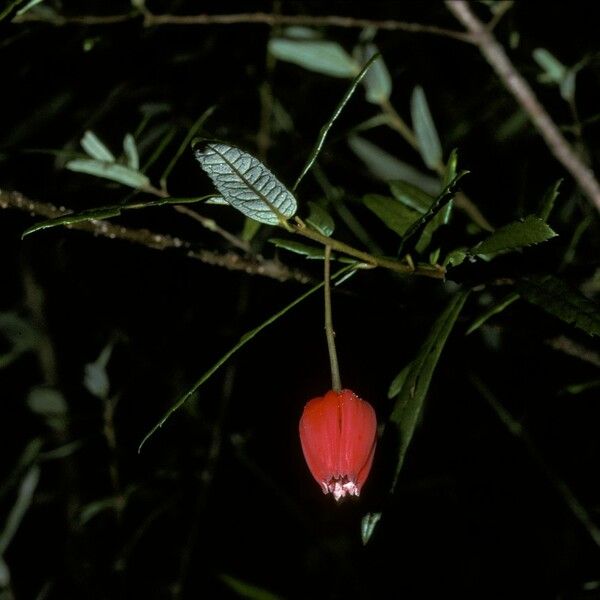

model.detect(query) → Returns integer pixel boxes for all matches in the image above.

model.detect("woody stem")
[324,245,342,392]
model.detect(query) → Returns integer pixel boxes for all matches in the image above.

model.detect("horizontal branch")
[446,0,600,215]
[0,189,311,283]
[14,10,473,42]
[294,219,446,279]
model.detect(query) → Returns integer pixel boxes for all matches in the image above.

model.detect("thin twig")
[294,218,446,279]
[446,0,600,215]
[380,99,419,151]
[486,1,514,32]
[324,246,341,391]
[469,373,600,550]
[14,10,474,43]
[173,205,251,253]
[0,189,310,283]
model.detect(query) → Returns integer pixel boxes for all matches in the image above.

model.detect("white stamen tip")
[324,476,359,501]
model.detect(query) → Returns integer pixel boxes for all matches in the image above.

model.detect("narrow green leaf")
[27,387,67,432]
[269,238,324,259]
[0,0,24,22]
[367,182,457,255]
[443,247,467,268]
[518,275,600,337]
[219,574,284,600]
[138,265,355,452]
[81,131,115,163]
[362,44,392,104]
[39,439,83,461]
[390,290,470,490]
[398,172,467,256]
[79,497,121,526]
[84,343,113,400]
[410,86,442,170]
[23,206,120,236]
[389,180,434,213]
[496,109,529,142]
[387,362,412,399]
[0,312,39,368]
[306,201,335,236]
[363,194,419,237]
[560,215,593,270]
[559,69,577,101]
[241,217,262,242]
[561,379,600,395]
[22,195,212,237]
[0,466,40,555]
[27,387,67,416]
[466,291,520,335]
[533,48,566,84]
[348,136,440,195]
[66,159,150,189]
[444,148,459,187]
[268,38,359,78]
[123,133,139,170]
[293,53,380,191]
[0,439,42,502]
[0,556,9,588]
[361,512,382,545]
[15,0,45,16]
[472,215,557,256]
[349,113,391,134]
[537,179,562,222]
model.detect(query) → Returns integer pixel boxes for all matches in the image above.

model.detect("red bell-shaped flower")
[299,389,377,501]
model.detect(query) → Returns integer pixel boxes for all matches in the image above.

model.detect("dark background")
[1,2,600,598]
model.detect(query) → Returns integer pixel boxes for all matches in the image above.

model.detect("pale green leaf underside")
[268,38,359,78]
[533,48,566,84]
[411,86,442,170]
[361,512,382,545]
[81,130,115,162]
[66,158,150,189]
[195,143,297,226]
[363,44,391,104]
[348,135,440,195]
[123,133,139,170]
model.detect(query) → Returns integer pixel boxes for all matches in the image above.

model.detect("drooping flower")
[299,389,377,501]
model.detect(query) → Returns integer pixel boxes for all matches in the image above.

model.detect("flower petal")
[338,390,377,490]
[299,391,341,490]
